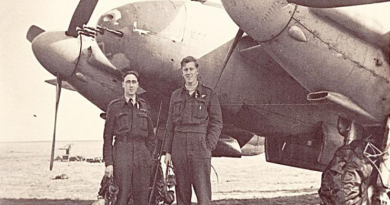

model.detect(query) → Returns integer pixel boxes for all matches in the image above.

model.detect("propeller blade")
[66,0,99,37]
[287,0,389,8]
[50,74,62,171]
[214,29,244,88]
[27,25,45,42]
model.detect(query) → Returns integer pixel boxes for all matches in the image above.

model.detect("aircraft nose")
[31,31,81,78]
[221,0,296,42]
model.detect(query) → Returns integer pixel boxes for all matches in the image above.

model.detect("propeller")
[214,29,244,88]
[66,0,99,37]
[50,74,62,171]
[287,0,389,8]
[46,0,98,170]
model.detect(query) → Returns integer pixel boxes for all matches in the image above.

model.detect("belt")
[115,135,144,142]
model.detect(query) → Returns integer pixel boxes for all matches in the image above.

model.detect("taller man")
[103,71,155,205]
[164,56,223,205]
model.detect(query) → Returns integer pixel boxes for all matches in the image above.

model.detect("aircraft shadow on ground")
[1,193,320,205]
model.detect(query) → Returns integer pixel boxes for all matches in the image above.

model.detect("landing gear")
[319,117,390,205]
[372,117,390,205]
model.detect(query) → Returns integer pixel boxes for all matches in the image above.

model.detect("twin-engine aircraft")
[28,0,390,203]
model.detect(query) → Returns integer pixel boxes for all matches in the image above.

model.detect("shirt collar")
[121,95,140,108]
[181,81,204,98]
[185,81,199,92]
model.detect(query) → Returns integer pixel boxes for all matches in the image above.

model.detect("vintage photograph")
[1,0,390,205]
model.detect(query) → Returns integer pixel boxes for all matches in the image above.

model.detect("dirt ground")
[0,194,320,205]
[0,141,322,205]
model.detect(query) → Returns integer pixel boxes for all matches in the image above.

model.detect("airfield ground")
[0,141,322,205]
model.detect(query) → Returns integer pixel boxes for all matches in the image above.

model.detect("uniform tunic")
[164,83,223,205]
[103,96,155,205]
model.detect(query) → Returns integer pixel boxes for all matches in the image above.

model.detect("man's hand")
[105,165,113,177]
[92,198,105,205]
[164,153,172,165]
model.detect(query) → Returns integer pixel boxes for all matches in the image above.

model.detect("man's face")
[122,74,139,97]
[182,62,199,85]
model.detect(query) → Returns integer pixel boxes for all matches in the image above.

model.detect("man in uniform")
[163,56,223,205]
[103,71,155,205]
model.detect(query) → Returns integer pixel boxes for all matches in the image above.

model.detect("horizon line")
[0,139,103,143]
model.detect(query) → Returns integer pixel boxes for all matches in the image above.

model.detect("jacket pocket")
[172,101,184,124]
[173,101,183,116]
[193,98,207,119]
[138,111,148,131]
[115,112,130,131]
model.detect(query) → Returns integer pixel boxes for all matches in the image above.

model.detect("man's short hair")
[122,70,140,82]
[180,56,198,68]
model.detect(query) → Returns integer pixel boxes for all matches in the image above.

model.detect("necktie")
[129,99,133,107]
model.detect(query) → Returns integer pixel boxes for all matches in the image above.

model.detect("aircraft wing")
[45,79,76,91]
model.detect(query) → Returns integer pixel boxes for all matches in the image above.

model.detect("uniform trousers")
[171,132,212,205]
[113,140,152,205]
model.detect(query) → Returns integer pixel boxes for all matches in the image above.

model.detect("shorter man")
[164,56,223,205]
[103,71,155,205]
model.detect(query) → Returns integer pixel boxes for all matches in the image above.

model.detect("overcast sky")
[0,0,130,142]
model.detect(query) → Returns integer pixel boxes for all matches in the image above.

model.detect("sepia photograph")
[1,0,390,205]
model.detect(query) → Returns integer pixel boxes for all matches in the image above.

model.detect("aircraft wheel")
[318,140,375,205]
